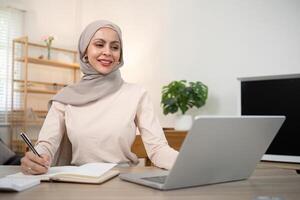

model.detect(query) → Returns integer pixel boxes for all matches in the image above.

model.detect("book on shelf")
[8,162,119,184]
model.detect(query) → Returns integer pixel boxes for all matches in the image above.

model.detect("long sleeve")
[135,90,178,170]
[35,101,66,164]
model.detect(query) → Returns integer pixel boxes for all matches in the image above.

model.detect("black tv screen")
[240,75,300,163]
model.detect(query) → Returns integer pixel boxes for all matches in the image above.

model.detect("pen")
[20,132,42,157]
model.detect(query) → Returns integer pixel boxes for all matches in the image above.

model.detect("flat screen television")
[238,74,300,163]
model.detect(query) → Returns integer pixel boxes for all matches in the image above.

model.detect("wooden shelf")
[14,79,67,87]
[9,119,44,125]
[12,109,47,114]
[15,57,79,69]
[10,36,79,151]
[14,88,57,94]
[9,109,46,126]
[14,38,77,54]
[11,109,47,119]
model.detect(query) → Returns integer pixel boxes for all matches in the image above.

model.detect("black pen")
[20,132,42,157]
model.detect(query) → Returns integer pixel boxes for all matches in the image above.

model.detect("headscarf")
[50,20,124,106]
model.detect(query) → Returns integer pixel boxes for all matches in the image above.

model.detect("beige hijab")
[51,20,124,106]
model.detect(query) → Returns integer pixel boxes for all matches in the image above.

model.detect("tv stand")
[260,161,300,175]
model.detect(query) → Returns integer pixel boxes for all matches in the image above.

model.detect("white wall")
[4,0,300,127]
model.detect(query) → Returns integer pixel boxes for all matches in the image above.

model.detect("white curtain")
[0,7,24,123]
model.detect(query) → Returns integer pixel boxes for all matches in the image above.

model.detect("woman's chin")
[95,66,114,75]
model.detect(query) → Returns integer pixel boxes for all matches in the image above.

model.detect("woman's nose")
[102,45,112,56]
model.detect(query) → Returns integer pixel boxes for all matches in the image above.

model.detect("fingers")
[41,154,51,166]
[27,152,47,166]
[20,152,50,175]
[21,155,35,175]
[20,162,31,175]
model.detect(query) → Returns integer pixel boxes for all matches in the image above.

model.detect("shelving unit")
[10,36,80,153]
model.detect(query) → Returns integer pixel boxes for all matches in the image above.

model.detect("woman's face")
[86,27,121,75]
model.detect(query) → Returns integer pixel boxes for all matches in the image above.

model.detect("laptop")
[119,116,285,190]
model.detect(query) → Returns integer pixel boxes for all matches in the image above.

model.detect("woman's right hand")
[20,152,50,175]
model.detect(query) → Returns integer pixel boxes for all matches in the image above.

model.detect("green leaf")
[161,80,208,115]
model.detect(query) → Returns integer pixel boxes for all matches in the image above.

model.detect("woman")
[20,20,178,175]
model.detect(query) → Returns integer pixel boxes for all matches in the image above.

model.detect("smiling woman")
[20,20,179,175]
[86,28,121,75]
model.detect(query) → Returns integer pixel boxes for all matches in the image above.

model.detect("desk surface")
[1,164,300,200]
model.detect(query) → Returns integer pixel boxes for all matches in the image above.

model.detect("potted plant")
[42,35,54,60]
[161,80,208,130]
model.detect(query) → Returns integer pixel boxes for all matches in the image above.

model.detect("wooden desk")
[1,164,300,200]
[132,130,187,166]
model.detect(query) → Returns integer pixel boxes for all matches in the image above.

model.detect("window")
[0,7,24,122]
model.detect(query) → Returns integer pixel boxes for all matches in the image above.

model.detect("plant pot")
[174,114,193,131]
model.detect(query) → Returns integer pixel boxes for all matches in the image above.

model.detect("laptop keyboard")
[141,176,167,184]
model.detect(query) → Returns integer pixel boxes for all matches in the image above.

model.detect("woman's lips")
[98,59,113,67]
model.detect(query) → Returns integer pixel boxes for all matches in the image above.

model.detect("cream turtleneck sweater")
[35,82,178,170]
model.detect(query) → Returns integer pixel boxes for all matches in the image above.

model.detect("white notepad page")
[8,162,117,180]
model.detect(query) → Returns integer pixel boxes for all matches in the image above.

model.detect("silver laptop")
[119,116,285,190]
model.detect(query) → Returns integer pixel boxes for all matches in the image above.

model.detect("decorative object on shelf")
[42,35,54,60]
[53,83,58,90]
[161,80,208,131]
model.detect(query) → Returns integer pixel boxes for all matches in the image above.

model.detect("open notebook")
[8,163,120,184]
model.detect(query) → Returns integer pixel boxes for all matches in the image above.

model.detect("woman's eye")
[95,43,104,47]
[111,46,119,50]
